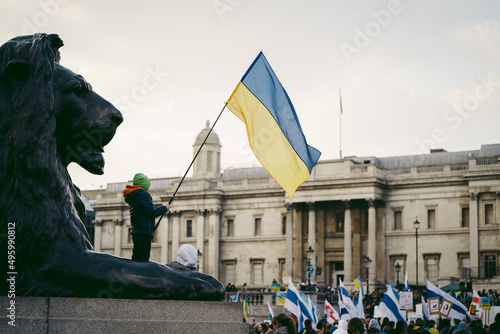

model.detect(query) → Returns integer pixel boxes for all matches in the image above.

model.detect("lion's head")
[0,33,122,179]
[54,63,123,175]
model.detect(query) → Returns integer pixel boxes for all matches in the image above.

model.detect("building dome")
[194,120,220,147]
[193,120,222,178]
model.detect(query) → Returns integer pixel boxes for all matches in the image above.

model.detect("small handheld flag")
[404,270,410,291]
[227,52,321,199]
[267,301,275,321]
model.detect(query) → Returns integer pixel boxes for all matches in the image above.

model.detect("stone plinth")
[0,296,248,333]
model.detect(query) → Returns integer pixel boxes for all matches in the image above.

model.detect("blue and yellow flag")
[227,52,321,199]
[243,293,250,322]
[353,276,364,296]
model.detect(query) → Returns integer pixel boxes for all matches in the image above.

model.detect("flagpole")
[339,87,343,160]
[153,102,227,232]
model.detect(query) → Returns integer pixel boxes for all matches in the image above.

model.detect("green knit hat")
[133,173,150,190]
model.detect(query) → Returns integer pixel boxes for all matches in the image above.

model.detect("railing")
[476,158,498,165]
[479,266,500,279]
[224,290,337,307]
[386,167,411,175]
[351,166,368,173]
[461,266,499,280]
[417,166,444,173]
[450,163,469,171]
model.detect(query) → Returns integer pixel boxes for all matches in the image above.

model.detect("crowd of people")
[247,313,500,334]
[227,279,499,317]
[346,289,499,317]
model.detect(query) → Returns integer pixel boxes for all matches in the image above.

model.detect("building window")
[336,213,344,233]
[279,259,286,284]
[427,209,436,229]
[459,256,470,279]
[390,258,405,286]
[216,152,220,174]
[282,216,286,235]
[255,217,261,236]
[128,227,133,244]
[197,153,203,172]
[394,211,402,230]
[207,151,213,172]
[461,207,469,228]
[484,255,497,279]
[485,204,494,224]
[227,219,234,237]
[251,260,264,286]
[223,261,236,285]
[425,255,440,282]
[186,219,193,238]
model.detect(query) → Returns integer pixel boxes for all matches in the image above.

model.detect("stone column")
[196,210,206,273]
[343,200,352,282]
[160,213,171,264]
[286,204,294,280]
[94,220,103,252]
[367,199,376,286]
[469,193,479,278]
[307,202,316,282]
[114,219,124,257]
[171,211,181,262]
[208,209,221,278]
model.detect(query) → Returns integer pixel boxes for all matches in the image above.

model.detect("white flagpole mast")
[339,87,343,160]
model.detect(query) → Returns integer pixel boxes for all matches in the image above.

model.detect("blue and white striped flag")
[379,285,406,324]
[284,281,313,325]
[339,278,357,318]
[426,280,470,321]
[338,290,350,320]
[307,295,319,328]
[404,271,410,291]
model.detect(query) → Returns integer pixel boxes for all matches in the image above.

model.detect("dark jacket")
[166,261,196,271]
[411,327,431,334]
[123,186,167,238]
[487,322,500,334]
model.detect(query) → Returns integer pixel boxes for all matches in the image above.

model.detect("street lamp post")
[414,218,420,290]
[197,249,203,272]
[306,246,315,287]
[364,256,372,293]
[395,262,401,291]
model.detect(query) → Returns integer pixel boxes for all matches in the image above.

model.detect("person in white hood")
[166,244,198,271]
[333,320,349,334]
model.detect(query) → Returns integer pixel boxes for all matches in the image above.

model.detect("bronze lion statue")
[0,33,224,300]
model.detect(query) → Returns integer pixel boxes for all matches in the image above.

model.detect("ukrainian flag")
[243,293,250,322]
[353,276,364,296]
[227,52,321,199]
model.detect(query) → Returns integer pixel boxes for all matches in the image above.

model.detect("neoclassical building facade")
[89,122,500,291]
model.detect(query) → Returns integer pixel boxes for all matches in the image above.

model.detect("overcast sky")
[2,1,500,190]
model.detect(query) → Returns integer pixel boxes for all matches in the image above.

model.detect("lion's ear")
[5,59,30,84]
